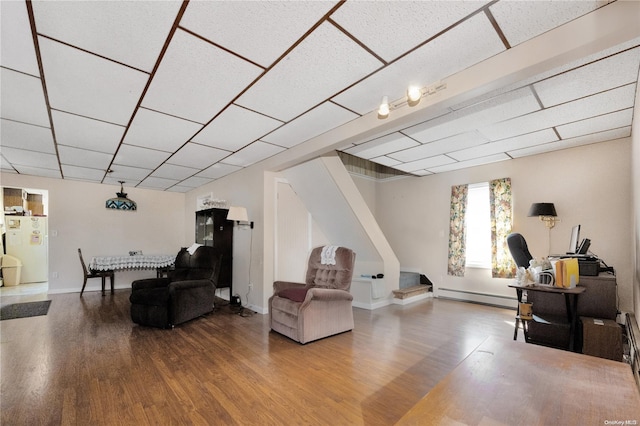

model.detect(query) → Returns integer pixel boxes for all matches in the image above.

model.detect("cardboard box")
[580,317,623,361]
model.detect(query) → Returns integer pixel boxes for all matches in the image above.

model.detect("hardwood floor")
[0,290,520,425]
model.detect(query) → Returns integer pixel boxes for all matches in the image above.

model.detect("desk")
[90,255,175,273]
[397,337,640,425]
[509,283,585,351]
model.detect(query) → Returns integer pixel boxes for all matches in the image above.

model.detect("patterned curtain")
[447,184,468,277]
[490,178,515,278]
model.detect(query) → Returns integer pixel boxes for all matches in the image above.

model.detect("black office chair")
[78,248,115,296]
[506,233,533,268]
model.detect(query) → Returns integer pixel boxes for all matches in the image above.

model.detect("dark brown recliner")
[269,246,356,344]
[129,246,221,328]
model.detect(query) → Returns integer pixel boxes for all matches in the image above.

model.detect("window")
[465,182,491,268]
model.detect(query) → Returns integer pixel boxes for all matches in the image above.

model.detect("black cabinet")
[195,208,232,292]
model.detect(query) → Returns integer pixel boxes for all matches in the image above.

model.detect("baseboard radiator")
[437,287,517,308]
[626,313,640,389]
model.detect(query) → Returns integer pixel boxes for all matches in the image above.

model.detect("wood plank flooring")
[0,290,520,425]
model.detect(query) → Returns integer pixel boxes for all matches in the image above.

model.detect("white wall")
[375,138,634,312]
[632,75,640,330]
[1,173,186,293]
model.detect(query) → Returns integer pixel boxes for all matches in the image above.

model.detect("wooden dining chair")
[78,248,115,296]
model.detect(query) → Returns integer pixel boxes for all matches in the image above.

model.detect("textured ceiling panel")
[428,153,510,174]
[450,128,558,162]
[38,36,148,124]
[222,142,285,167]
[62,164,108,182]
[1,147,59,170]
[105,164,152,183]
[192,105,282,152]
[123,108,201,153]
[12,165,61,179]
[138,176,180,190]
[534,47,640,107]
[181,1,336,68]
[370,156,402,168]
[480,83,637,141]
[332,12,506,115]
[0,119,55,153]
[236,22,383,121]
[167,142,229,170]
[0,1,40,75]
[262,102,359,148]
[150,163,199,181]
[391,131,489,162]
[489,0,603,47]
[394,154,455,173]
[176,176,216,189]
[32,1,181,72]
[0,68,50,126]
[345,132,419,159]
[141,29,263,124]
[331,0,487,62]
[113,144,171,170]
[58,145,113,170]
[509,127,631,158]
[404,87,540,144]
[197,163,242,180]
[52,110,124,154]
[556,108,634,139]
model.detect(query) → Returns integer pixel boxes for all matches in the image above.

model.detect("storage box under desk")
[580,316,623,361]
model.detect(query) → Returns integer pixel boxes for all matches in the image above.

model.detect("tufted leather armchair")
[129,246,221,328]
[269,246,356,344]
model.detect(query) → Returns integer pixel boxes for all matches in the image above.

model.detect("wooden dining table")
[397,336,640,425]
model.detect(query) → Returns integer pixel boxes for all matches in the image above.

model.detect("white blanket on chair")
[321,245,339,265]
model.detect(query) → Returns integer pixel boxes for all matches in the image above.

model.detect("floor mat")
[0,300,52,321]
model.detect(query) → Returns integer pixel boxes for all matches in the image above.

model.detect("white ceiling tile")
[262,102,359,148]
[534,47,640,107]
[236,22,383,122]
[391,132,489,162]
[106,165,151,182]
[178,176,215,189]
[181,1,336,68]
[32,1,181,72]
[411,169,433,177]
[124,108,201,153]
[222,142,285,167]
[370,156,402,168]
[0,68,50,127]
[427,153,510,173]
[404,87,540,144]
[58,145,112,170]
[52,110,125,154]
[114,144,171,170]
[38,36,148,125]
[509,127,631,158]
[166,185,193,193]
[449,129,558,161]
[168,143,229,169]
[142,29,262,124]
[61,165,106,182]
[197,163,242,179]
[193,105,282,152]
[331,1,488,62]
[394,155,455,173]
[0,1,40,75]
[138,176,179,190]
[1,119,55,153]
[332,12,506,115]
[556,108,633,140]
[489,0,602,47]
[1,147,59,170]
[345,132,419,159]
[151,163,199,181]
[481,83,637,141]
[1,156,15,170]
[12,164,62,179]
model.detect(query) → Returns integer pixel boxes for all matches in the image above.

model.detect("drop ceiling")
[1,0,639,191]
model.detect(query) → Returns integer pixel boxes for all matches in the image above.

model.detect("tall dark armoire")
[195,208,233,293]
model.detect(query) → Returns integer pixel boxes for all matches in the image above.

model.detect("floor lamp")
[528,202,559,255]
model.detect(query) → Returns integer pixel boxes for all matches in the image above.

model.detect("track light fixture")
[377,96,390,119]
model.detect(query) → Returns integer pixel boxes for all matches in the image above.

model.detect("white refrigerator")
[5,216,48,283]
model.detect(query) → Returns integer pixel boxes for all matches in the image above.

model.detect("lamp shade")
[528,203,557,217]
[226,206,248,222]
